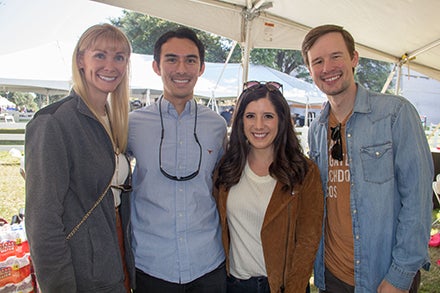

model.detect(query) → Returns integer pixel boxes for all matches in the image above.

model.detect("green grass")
[0,128,25,145]
[0,128,25,134]
[0,140,25,145]
[0,150,439,292]
[422,214,440,293]
[0,151,25,222]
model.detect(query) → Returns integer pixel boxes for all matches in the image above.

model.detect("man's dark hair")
[153,27,205,68]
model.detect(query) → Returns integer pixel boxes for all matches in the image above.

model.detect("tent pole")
[241,20,252,87]
[381,64,397,93]
[305,96,309,127]
[402,38,440,62]
[46,89,50,106]
[214,40,237,91]
[210,40,237,111]
[146,89,151,105]
[395,64,402,94]
[240,1,273,88]
[208,91,218,113]
[241,0,262,87]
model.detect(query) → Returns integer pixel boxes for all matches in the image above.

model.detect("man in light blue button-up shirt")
[302,25,434,293]
[128,27,227,292]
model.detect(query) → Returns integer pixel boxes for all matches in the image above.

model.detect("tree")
[250,49,303,74]
[0,91,38,112]
[250,49,313,82]
[110,11,240,63]
[355,58,393,93]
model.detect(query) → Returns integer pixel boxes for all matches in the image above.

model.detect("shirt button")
[347,133,351,138]
[375,151,380,156]
[353,210,357,214]
[356,260,360,265]
[355,235,360,240]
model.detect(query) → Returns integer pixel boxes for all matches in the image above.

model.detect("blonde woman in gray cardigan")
[25,24,134,293]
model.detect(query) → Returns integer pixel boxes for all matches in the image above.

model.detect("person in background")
[220,107,234,127]
[302,24,434,293]
[214,81,324,292]
[24,24,134,293]
[128,27,227,293]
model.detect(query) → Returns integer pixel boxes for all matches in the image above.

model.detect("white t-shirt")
[227,161,276,279]
[101,114,129,207]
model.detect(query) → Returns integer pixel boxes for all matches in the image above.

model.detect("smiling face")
[243,97,279,153]
[78,39,129,101]
[307,32,358,97]
[153,37,205,109]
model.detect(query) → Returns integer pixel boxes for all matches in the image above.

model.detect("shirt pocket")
[360,142,393,184]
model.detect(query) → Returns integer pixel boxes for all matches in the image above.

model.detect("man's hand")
[377,280,409,293]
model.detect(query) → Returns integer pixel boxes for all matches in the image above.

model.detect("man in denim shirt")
[301,24,434,293]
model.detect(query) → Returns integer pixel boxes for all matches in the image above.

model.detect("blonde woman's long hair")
[72,23,131,152]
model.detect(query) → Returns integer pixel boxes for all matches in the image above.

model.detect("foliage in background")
[1,91,38,112]
[251,49,306,77]
[356,58,393,93]
[110,11,241,63]
[1,91,65,112]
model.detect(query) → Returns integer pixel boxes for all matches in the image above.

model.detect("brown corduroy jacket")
[214,160,324,293]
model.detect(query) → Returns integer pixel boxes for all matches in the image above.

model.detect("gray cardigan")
[25,91,135,293]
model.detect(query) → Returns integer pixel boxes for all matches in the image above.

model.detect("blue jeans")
[227,274,270,293]
[319,268,420,293]
[319,269,354,293]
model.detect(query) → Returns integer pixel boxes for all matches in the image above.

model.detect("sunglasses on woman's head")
[243,81,283,93]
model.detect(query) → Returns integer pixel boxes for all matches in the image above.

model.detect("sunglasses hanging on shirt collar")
[158,96,202,181]
[330,123,343,161]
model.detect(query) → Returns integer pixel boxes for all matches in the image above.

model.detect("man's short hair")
[154,27,205,68]
[301,24,355,67]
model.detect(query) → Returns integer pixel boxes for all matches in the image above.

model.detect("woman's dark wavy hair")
[215,85,309,192]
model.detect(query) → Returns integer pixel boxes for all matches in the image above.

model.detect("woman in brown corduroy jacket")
[214,81,324,293]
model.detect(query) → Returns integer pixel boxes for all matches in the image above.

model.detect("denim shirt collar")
[318,83,371,125]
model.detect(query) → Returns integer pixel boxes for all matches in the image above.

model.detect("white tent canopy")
[0,41,73,95]
[0,96,16,108]
[94,0,440,83]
